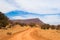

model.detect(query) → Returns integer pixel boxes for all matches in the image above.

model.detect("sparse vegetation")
[41,24,50,29]
[7,32,12,35]
[19,23,27,27]
[0,12,9,28]
[56,25,60,30]
[50,25,56,29]
[29,23,36,27]
[41,24,60,30]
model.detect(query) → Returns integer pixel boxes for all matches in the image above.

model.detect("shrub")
[50,25,56,29]
[41,24,50,29]
[7,32,12,35]
[56,25,60,30]
[0,27,2,29]
[29,23,36,27]
[0,12,9,27]
[19,23,27,27]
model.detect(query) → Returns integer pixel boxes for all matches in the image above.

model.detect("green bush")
[29,23,36,27]
[50,25,55,29]
[41,24,50,29]
[19,23,27,27]
[0,12,9,28]
[56,25,60,30]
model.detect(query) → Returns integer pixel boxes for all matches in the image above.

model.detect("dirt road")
[8,28,50,40]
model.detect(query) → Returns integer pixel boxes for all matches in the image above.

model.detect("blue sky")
[0,0,60,25]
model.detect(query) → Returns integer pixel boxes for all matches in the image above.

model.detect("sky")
[0,0,60,25]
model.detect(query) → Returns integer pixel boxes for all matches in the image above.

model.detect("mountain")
[5,10,45,25]
[10,18,44,26]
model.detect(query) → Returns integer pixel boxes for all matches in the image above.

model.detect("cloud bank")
[0,0,17,13]
[0,0,60,14]
[5,0,60,14]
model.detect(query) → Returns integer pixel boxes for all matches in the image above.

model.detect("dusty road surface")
[8,28,56,40]
[1,27,60,40]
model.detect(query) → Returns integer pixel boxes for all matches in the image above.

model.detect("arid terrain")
[0,7,60,40]
[0,25,60,40]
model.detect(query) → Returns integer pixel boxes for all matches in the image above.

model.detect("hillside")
[10,18,44,26]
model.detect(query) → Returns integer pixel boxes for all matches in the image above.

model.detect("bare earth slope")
[8,28,60,40]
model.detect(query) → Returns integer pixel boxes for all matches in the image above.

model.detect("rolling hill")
[10,18,44,26]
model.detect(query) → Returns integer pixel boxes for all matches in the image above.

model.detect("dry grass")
[0,25,60,40]
[0,24,30,40]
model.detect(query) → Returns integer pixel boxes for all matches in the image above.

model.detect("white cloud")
[0,0,60,14]
[12,15,38,20]
[14,0,60,14]
[41,15,60,25]
[0,0,17,13]
[12,16,25,19]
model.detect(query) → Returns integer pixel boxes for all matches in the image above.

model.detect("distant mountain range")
[5,10,45,25]
[10,18,44,26]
